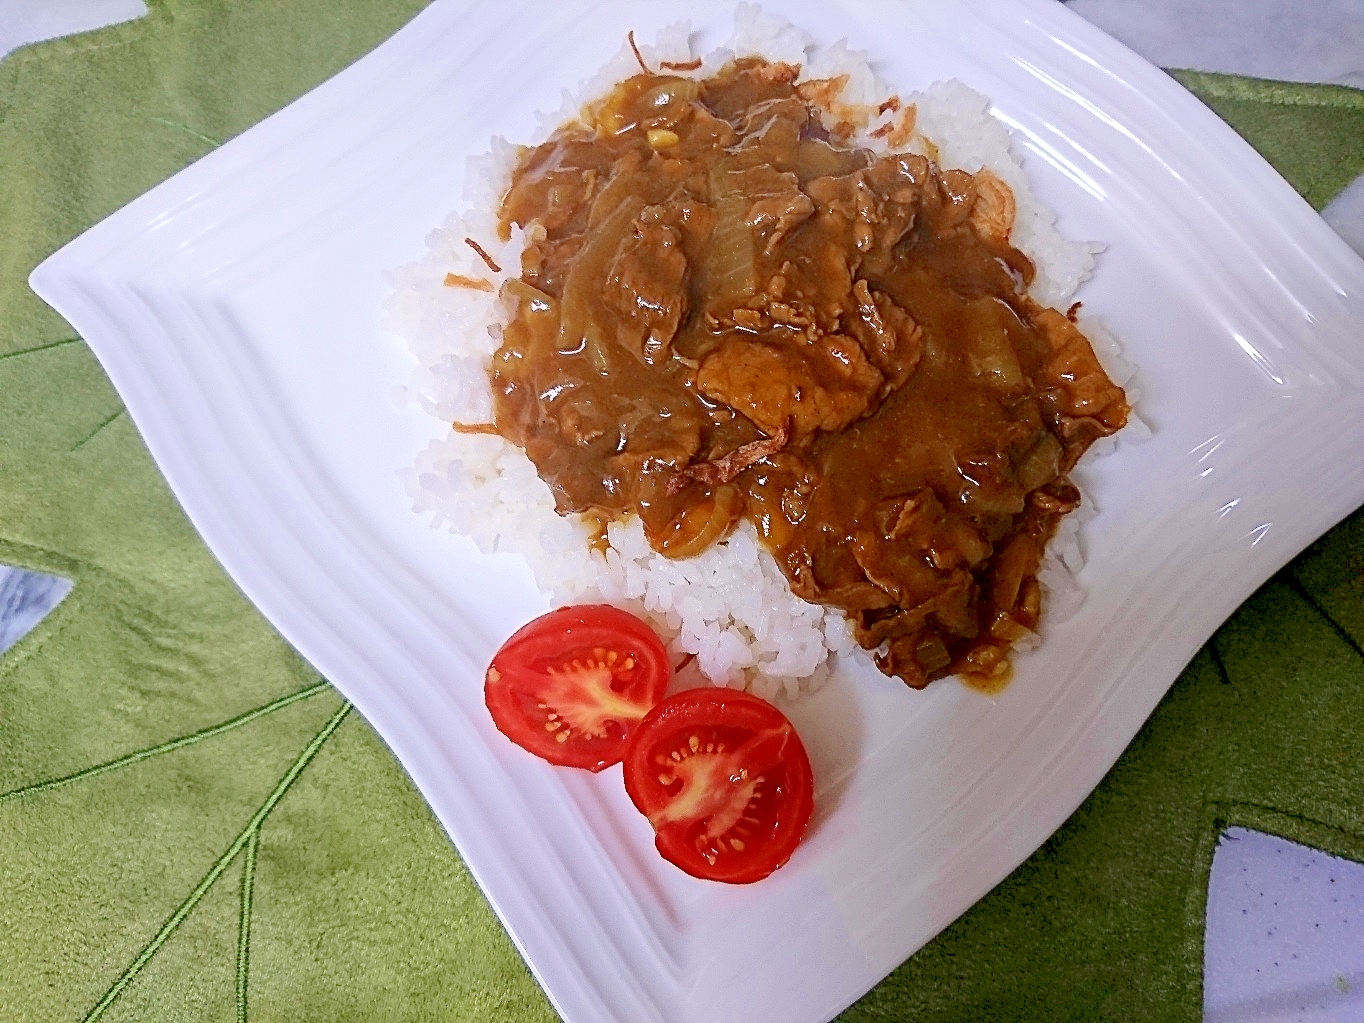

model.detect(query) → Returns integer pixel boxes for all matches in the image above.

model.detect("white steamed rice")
[383,4,1144,700]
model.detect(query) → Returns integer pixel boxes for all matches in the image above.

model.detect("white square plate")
[31,0,1364,1019]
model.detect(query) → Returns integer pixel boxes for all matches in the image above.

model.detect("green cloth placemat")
[1,3,1360,1020]
[1167,70,1364,212]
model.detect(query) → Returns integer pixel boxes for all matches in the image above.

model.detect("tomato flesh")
[623,688,813,883]
[485,605,671,772]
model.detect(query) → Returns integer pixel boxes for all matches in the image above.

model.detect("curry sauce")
[486,59,1129,688]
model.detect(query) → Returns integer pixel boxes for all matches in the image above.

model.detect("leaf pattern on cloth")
[0,3,1361,1022]
[0,688,351,1022]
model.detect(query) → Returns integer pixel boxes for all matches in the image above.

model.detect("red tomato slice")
[485,605,671,772]
[623,687,814,883]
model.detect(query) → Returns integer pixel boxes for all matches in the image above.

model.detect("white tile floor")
[0,0,146,58]
[1068,0,1364,89]
[1206,829,1364,1023]
[0,564,71,654]
[2,1,1362,1019]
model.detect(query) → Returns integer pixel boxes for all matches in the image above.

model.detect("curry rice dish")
[393,27,1133,695]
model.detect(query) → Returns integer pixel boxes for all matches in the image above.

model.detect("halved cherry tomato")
[485,605,671,772]
[623,687,813,883]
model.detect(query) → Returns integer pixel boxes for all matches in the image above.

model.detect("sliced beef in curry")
[488,58,1130,688]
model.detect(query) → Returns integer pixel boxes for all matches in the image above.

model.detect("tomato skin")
[484,605,671,772]
[623,687,814,884]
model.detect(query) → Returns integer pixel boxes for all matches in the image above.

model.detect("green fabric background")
[1,3,1360,1021]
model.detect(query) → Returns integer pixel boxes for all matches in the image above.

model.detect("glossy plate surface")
[30,1,1364,1020]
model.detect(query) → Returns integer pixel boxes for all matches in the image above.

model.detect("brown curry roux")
[485,59,1129,688]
